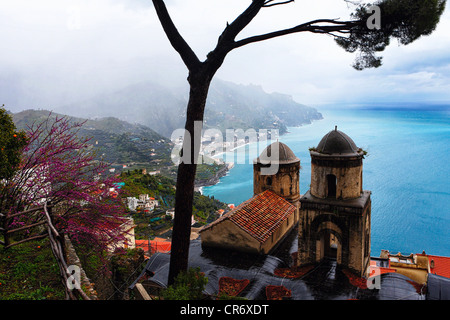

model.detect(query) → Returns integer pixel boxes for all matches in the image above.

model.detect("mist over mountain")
[205,79,323,135]
[56,78,323,138]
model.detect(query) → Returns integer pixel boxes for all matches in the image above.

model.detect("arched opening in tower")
[317,227,341,262]
[324,232,338,260]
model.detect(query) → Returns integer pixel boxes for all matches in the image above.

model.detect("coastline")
[194,162,235,193]
[196,108,450,257]
[195,118,324,193]
[196,128,298,192]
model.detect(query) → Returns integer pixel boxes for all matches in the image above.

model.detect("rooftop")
[254,141,299,165]
[313,126,362,156]
[300,190,371,215]
[136,237,172,256]
[422,254,450,278]
[200,190,296,243]
[130,237,445,300]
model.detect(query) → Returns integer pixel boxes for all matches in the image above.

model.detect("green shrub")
[162,267,208,300]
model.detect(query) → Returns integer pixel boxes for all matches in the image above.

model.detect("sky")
[1,0,450,113]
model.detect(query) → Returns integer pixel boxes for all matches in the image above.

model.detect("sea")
[202,105,450,258]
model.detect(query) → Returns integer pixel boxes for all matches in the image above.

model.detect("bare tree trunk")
[168,75,212,285]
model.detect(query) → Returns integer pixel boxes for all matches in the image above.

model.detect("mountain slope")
[12,109,174,168]
[12,109,230,184]
[205,79,323,134]
[58,78,322,138]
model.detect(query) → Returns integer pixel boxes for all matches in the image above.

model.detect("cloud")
[0,0,449,112]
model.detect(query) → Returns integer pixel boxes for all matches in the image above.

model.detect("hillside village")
[2,109,448,302]
[1,109,234,300]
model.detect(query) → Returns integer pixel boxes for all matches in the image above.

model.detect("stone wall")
[64,235,98,299]
[298,192,372,277]
[253,161,301,206]
[310,153,363,200]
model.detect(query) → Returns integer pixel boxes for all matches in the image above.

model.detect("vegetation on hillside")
[0,108,228,299]
[0,107,28,180]
[12,109,174,170]
[120,170,228,239]
[12,109,228,182]
[0,238,65,300]
[195,162,228,186]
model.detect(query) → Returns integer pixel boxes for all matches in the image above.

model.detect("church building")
[200,129,371,278]
[200,141,300,254]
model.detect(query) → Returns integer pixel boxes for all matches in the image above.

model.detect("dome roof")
[256,141,299,164]
[315,126,360,155]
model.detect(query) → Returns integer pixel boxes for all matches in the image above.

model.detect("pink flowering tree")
[0,113,129,256]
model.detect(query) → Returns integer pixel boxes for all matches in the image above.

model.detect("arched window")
[327,174,337,198]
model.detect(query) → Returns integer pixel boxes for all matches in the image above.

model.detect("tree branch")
[217,0,266,44]
[200,0,269,79]
[233,18,362,49]
[152,0,201,72]
[263,0,295,8]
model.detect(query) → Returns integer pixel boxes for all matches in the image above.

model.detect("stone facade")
[310,153,363,200]
[253,141,301,223]
[200,190,296,254]
[298,128,371,277]
[298,191,371,277]
[200,142,300,255]
[200,131,372,275]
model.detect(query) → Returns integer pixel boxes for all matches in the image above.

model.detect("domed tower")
[310,126,364,200]
[298,127,371,277]
[253,141,300,223]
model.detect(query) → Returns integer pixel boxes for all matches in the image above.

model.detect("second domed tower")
[253,141,300,222]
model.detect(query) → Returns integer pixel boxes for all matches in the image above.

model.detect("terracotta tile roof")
[150,238,171,254]
[426,254,450,278]
[203,190,295,243]
[135,240,149,253]
[135,238,171,258]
